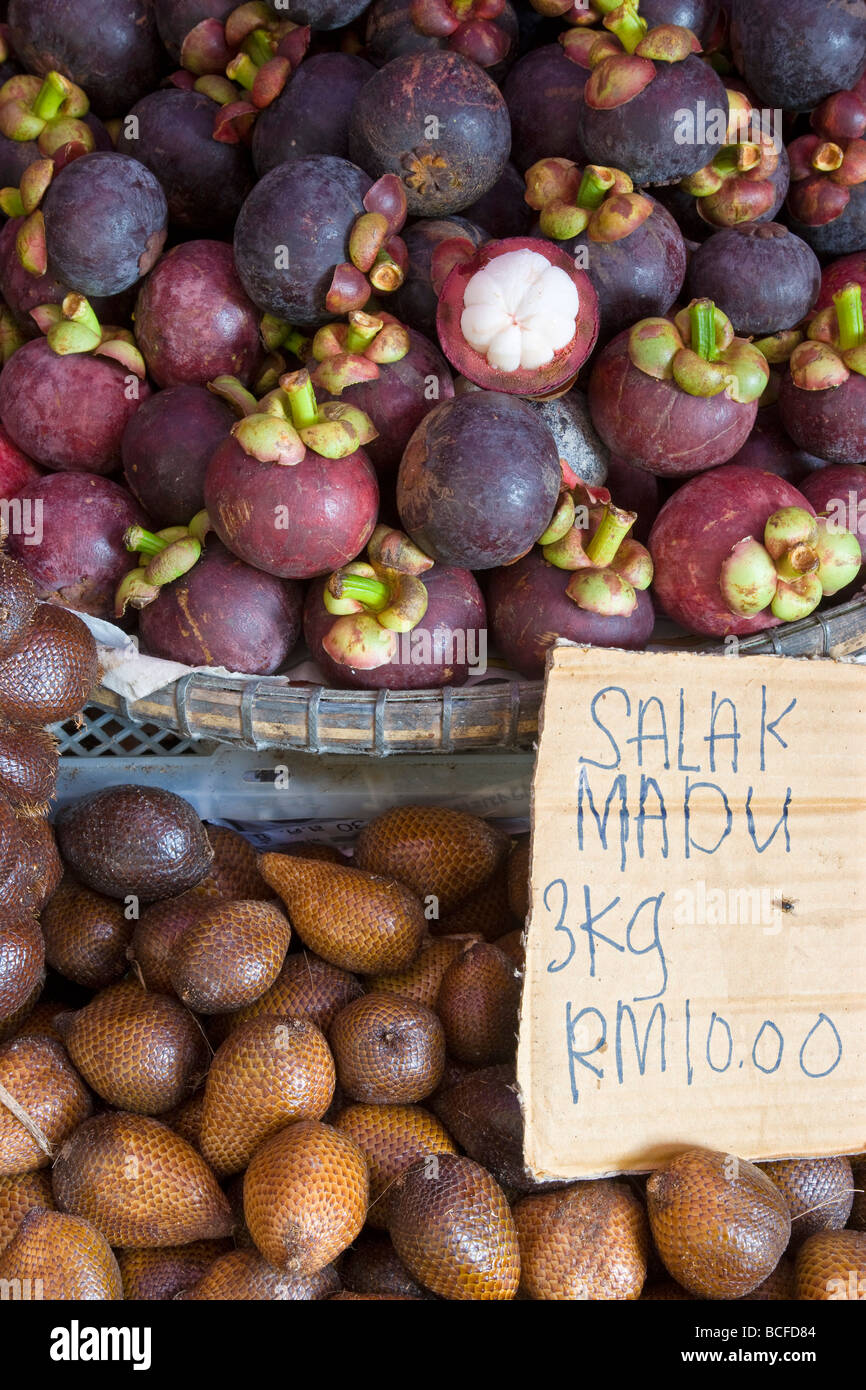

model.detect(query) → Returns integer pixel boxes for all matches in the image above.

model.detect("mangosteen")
[388,216,486,336]
[0,73,112,189]
[273,0,370,28]
[251,53,376,176]
[818,252,866,309]
[6,473,149,619]
[396,390,562,569]
[779,282,866,465]
[41,152,168,298]
[233,155,373,325]
[588,300,769,476]
[153,0,236,64]
[786,91,866,258]
[116,90,253,235]
[730,0,866,113]
[462,163,534,241]
[502,43,588,174]
[134,241,263,389]
[604,455,660,543]
[799,463,866,600]
[0,426,42,500]
[728,402,825,483]
[435,236,599,397]
[6,0,165,118]
[122,387,237,529]
[640,0,719,42]
[686,224,820,338]
[0,219,134,338]
[566,17,730,187]
[364,0,519,81]
[348,51,511,218]
[531,388,609,491]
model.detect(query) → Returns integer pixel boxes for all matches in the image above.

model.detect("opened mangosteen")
[251,53,375,175]
[779,283,866,465]
[348,50,511,218]
[308,309,454,487]
[365,0,519,79]
[786,88,866,257]
[649,462,861,636]
[435,236,599,396]
[564,7,730,186]
[730,0,866,113]
[503,43,588,174]
[685,224,820,338]
[388,216,486,336]
[588,298,769,475]
[134,240,263,389]
[304,525,486,690]
[0,294,150,474]
[204,368,379,579]
[487,478,655,676]
[525,158,686,344]
[6,0,165,117]
[396,389,562,568]
[122,386,237,529]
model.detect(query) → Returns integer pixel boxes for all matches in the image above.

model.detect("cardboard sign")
[517,645,866,1180]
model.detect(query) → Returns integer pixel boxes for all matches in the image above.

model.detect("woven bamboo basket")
[90,592,866,755]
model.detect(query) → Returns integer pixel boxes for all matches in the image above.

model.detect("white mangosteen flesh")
[459,249,580,373]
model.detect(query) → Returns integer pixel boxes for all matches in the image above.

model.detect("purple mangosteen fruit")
[649,462,860,636]
[116,89,253,236]
[204,368,380,579]
[786,90,866,258]
[0,70,113,193]
[566,15,730,187]
[604,455,660,542]
[153,0,236,64]
[0,426,42,499]
[396,390,562,569]
[6,0,165,117]
[121,386,237,529]
[462,163,534,241]
[364,0,519,81]
[526,159,686,345]
[251,53,375,176]
[778,283,866,465]
[730,0,866,113]
[348,51,511,218]
[502,43,588,174]
[388,216,486,337]
[588,299,769,476]
[6,472,149,618]
[134,240,263,389]
[0,219,133,338]
[272,0,370,28]
[0,298,150,474]
[530,388,609,491]
[728,402,825,483]
[136,539,304,676]
[817,252,866,310]
[41,152,168,298]
[685,224,821,338]
[640,0,719,42]
[798,464,866,600]
[304,527,487,690]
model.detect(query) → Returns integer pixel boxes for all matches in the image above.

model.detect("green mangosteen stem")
[576,166,616,210]
[452,0,474,18]
[834,283,865,352]
[243,26,275,69]
[282,369,320,431]
[345,311,383,355]
[690,299,719,362]
[32,73,68,123]
[226,53,258,90]
[583,503,636,568]
[774,545,819,582]
[124,526,167,558]
[604,2,647,54]
[329,572,390,611]
[62,294,101,337]
[284,328,311,360]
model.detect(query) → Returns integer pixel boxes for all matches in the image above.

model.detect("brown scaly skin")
[129,886,219,995]
[340,1229,432,1298]
[759,1156,854,1248]
[334,1102,458,1229]
[42,879,136,991]
[179,1247,341,1301]
[366,935,476,1009]
[328,993,445,1105]
[168,899,292,1015]
[117,1239,230,1302]
[0,604,97,726]
[0,1208,122,1300]
[436,941,520,1065]
[0,1169,54,1254]
[201,824,272,900]
[207,952,363,1048]
[0,1035,91,1176]
[355,804,510,914]
[0,915,44,1026]
[514,1179,649,1300]
[794,1230,866,1300]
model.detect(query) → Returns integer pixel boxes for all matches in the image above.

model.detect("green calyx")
[34,295,146,378]
[627,300,769,403]
[210,369,378,462]
[322,528,435,668]
[678,92,780,228]
[309,311,410,396]
[527,155,654,244]
[720,505,862,622]
[540,481,653,617]
[115,512,213,617]
[0,72,92,152]
[790,282,866,389]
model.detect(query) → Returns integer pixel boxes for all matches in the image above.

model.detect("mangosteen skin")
[388,217,486,337]
[252,54,375,176]
[303,563,487,690]
[640,0,719,42]
[134,241,263,389]
[530,390,609,491]
[779,372,866,466]
[348,51,511,219]
[277,0,370,28]
[728,402,825,482]
[7,0,165,118]
[42,152,168,298]
[331,328,455,487]
[396,392,562,570]
[686,223,820,338]
[487,548,655,679]
[462,164,534,241]
[117,90,253,235]
[204,437,380,580]
[122,386,236,529]
[502,44,588,174]
[730,0,866,113]
[817,252,866,309]
[138,541,304,676]
[648,463,816,637]
[588,330,758,477]
[6,473,149,619]
[799,463,866,600]
[578,57,729,188]
[233,155,372,325]
[654,144,790,243]
[365,0,519,83]
[558,199,687,346]
[605,456,660,543]
[787,184,866,259]
[0,220,133,338]
[153,0,235,62]
[0,338,151,475]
